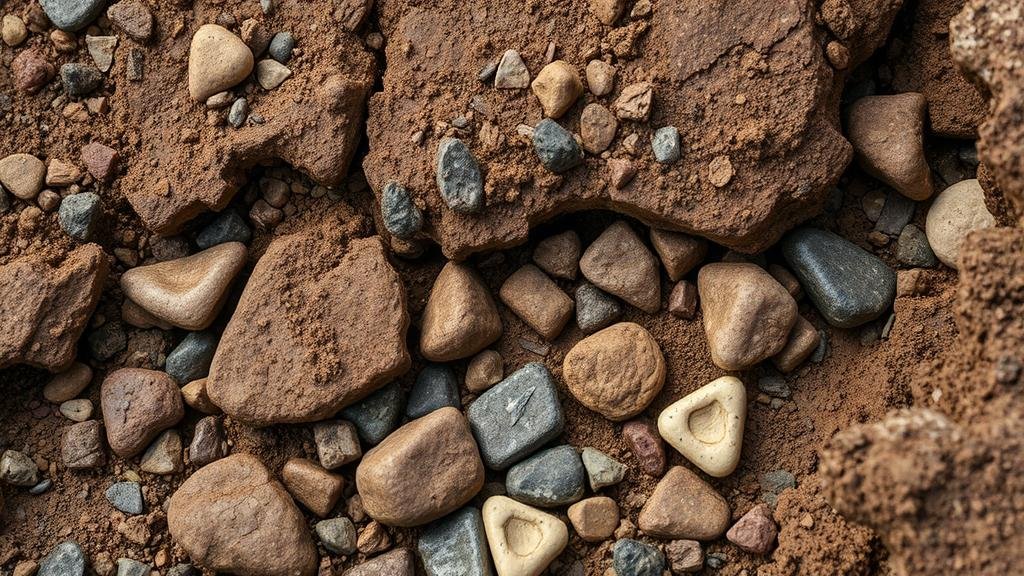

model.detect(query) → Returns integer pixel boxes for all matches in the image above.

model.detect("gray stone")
[116,558,150,576]
[418,507,492,576]
[760,470,796,507]
[575,282,622,333]
[467,362,564,470]
[1,449,40,487]
[40,0,106,31]
[30,478,53,495]
[105,481,143,515]
[167,565,195,576]
[436,138,484,213]
[533,119,583,174]
[227,98,248,128]
[313,420,362,469]
[406,364,459,419]
[651,126,681,164]
[506,445,585,507]
[87,321,126,361]
[580,446,625,491]
[38,541,86,576]
[810,330,829,363]
[197,211,251,249]
[706,552,727,569]
[613,539,665,576]
[781,227,896,328]
[62,420,106,469]
[165,332,218,384]
[340,382,404,445]
[315,517,357,555]
[381,181,423,239]
[757,376,791,399]
[896,224,938,268]
[874,191,916,236]
[268,31,294,63]
[58,192,102,241]
[189,416,227,467]
[60,63,103,96]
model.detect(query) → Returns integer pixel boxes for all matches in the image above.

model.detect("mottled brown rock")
[638,466,730,540]
[580,103,618,154]
[773,316,820,373]
[80,142,119,182]
[847,93,934,201]
[61,420,106,469]
[532,230,580,280]
[0,153,45,200]
[622,419,665,477]
[499,264,574,340]
[101,368,185,457]
[419,261,502,361]
[726,504,777,554]
[567,496,619,542]
[11,49,55,93]
[43,362,93,403]
[281,458,345,518]
[580,221,660,314]
[649,229,707,281]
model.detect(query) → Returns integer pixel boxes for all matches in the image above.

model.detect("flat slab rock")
[207,232,410,425]
[364,0,902,259]
[0,244,108,372]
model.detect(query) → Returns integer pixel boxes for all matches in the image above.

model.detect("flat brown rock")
[207,232,410,426]
[100,368,185,458]
[0,244,108,372]
[638,466,730,540]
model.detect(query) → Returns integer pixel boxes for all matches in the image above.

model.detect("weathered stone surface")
[44,362,93,403]
[418,507,492,576]
[580,221,660,314]
[581,447,626,490]
[313,420,362,469]
[567,496,619,542]
[575,282,622,334]
[61,420,105,469]
[348,549,415,576]
[532,230,580,280]
[726,504,777,554]
[847,93,934,201]
[638,466,730,540]
[650,229,707,282]
[281,458,345,518]
[773,316,820,373]
[406,363,460,419]
[38,542,86,576]
[420,261,502,362]
[100,369,185,458]
[506,445,586,508]
[613,539,665,576]
[340,382,404,445]
[531,60,583,118]
[499,264,574,340]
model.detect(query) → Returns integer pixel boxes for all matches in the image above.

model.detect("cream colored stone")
[925,179,996,270]
[187,24,254,101]
[482,496,568,576]
[530,61,583,119]
[494,50,530,89]
[657,376,746,477]
[0,153,46,200]
[60,398,93,421]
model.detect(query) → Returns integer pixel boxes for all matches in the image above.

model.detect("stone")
[347,549,414,576]
[356,407,484,527]
[613,539,665,576]
[563,322,665,421]
[590,0,626,24]
[180,378,220,414]
[86,322,126,363]
[38,190,62,213]
[12,49,57,93]
[420,261,502,362]
[227,98,248,128]
[575,282,622,334]
[896,224,938,268]
[531,61,583,118]
[165,332,217,384]
[281,458,345,518]
[465,350,503,393]
[436,138,484,213]
[313,420,362,469]
[649,229,707,281]
[668,281,698,319]
[80,142,118,181]
[768,264,802,299]
[406,364,460,418]
[467,363,565,470]
[38,542,86,576]
[140,429,183,475]
[580,103,618,154]
[188,25,254,101]
[665,540,703,573]
[533,231,580,280]
[847,93,933,200]
[86,35,117,73]
[116,559,149,576]
[506,445,585,507]
[760,469,797,505]
[44,362,93,403]
[532,119,584,173]
[13,561,39,576]
[58,193,103,241]
[167,454,318,576]
[106,0,153,41]
[120,242,247,331]
[622,420,665,477]
[874,190,915,236]
[568,496,619,542]
[697,263,797,370]
[652,126,682,164]
[638,466,730,540]
[46,159,81,187]
[1,450,39,486]
[925,179,996,269]
[2,15,28,46]
[340,383,404,445]
[581,447,625,490]
[580,221,660,313]
[758,376,791,399]
[585,60,616,96]
[0,154,46,200]
[773,316,820,373]
[60,399,93,421]
[494,49,530,89]
[101,368,184,457]
[381,181,423,239]
[418,507,492,576]
[658,376,746,477]
[61,420,105,469]
[357,521,392,555]
[781,227,896,328]
[189,416,228,466]
[105,481,144,515]
[499,265,574,340]
[315,517,357,555]
[613,82,653,121]
[726,504,777,554]
[196,211,251,249]
[268,31,295,63]
[60,63,103,96]
[482,496,568,576]
[255,59,291,90]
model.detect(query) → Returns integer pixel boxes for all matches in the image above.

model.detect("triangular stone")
[482,495,568,576]
[657,376,746,477]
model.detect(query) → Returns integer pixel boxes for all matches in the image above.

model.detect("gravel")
[435,138,484,213]
[39,0,106,31]
[581,446,626,490]
[165,332,218,384]
[506,445,586,507]
[58,192,102,241]
[60,62,103,96]
[406,364,460,419]
[613,539,666,576]
[197,211,251,249]
[340,382,404,445]
[38,541,86,576]
[575,282,622,333]
[315,517,357,555]
[651,126,681,164]
[418,507,492,576]
[116,558,150,576]
[1,449,40,486]
[533,119,583,173]
[268,31,294,63]
[381,181,424,239]
[896,224,938,267]
[105,481,144,515]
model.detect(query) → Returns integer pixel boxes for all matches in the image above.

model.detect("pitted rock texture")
[364,0,902,259]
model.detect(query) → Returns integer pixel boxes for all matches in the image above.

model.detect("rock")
[2,15,28,46]
[140,429,183,475]
[60,399,93,421]
[658,376,746,477]
[568,496,619,542]
[1,450,39,486]
[196,211,251,249]
[506,445,585,507]
[356,520,392,555]
[105,482,144,515]
[531,61,583,118]
[38,542,86,576]
[638,466,730,540]
[381,181,423,239]
[580,103,618,154]
[79,142,118,182]
[340,383,404,445]
[652,126,682,164]
[585,60,616,96]
[575,282,622,334]
[613,539,665,576]
[581,447,625,490]
[563,322,665,421]
[494,49,530,89]
[188,25,254,101]
[665,540,703,573]
[86,35,117,72]
[420,261,502,362]
[101,369,184,457]
[268,31,294,63]
[847,93,933,201]
[44,362,93,403]
[406,364,460,419]
[180,378,220,414]
[896,224,938,268]
[499,265,574,340]
[532,119,584,173]
[697,263,797,370]
[613,82,653,121]
[189,415,228,467]
[590,0,625,24]
[106,0,153,41]
[356,407,484,527]
[315,517,357,555]
[116,559,149,576]
[58,193,103,241]
[13,561,39,576]
[467,363,565,470]
[874,190,915,236]
[227,98,248,128]
[167,454,318,576]
[39,0,105,30]
[465,350,503,393]
[46,159,81,187]
[649,229,707,281]
[12,49,57,93]
[726,504,777,554]
[347,549,414,576]
[533,230,580,280]
[781,227,897,328]
[255,59,291,90]
[668,281,698,319]
[580,221,660,313]
[165,332,217,384]
[436,138,484,213]
[313,420,362,469]
[482,496,568,576]
[60,63,103,96]
[773,316,820,373]
[120,242,246,331]
[61,420,105,469]
[418,507,492,576]
[0,154,46,200]
[925,179,996,269]
[281,458,345,518]
[622,420,665,477]
[86,321,126,362]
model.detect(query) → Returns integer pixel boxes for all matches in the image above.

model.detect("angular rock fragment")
[847,93,934,201]
[418,507,492,576]
[420,261,502,362]
[638,466,730,540]
[580,221,660,314]
[101,369,185,458]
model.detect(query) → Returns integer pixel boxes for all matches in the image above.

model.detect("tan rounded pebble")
[465,349,503,393]
[50,29,77,52]
[649,228,707,281]
[420,261,502,361]
[826,41,850,69]
[180,378,221,414]
[708,155,734,187]
[494,49,530,89]
[45,159,81,187]
[499,264,574,340]
[589,0,626,25]
[281,457,345,518]
[847,93,933,200]
[580,103,618,154]
[0,154,46,200]
[60,398,93,422]
[44,362,93,403]
[658,376,746,477]
[101,368,185,458]
[585,60,616,97]
[532,230,580,280]
[187,24,254,101]
[531,61,583,118]
[772,316,820,373]
[567,496,619,542]
[925,179,996,269]
[482,495,568,576]
[726,504,777,554]
[2,15,28,47]
[563,322,665,421]
[580,221,661,313]
[638,466,730,540]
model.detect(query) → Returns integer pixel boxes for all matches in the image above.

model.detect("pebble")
[139,429,183,475]
[188,25,254,101]
[81,142,119,181]
[622,419,665,477]
[585,60,616,96]
[652,126,681,164]
[86,35,117,73]
[46,159,81,187]
[196,211,251,249]
[436,138,484,213]
[532,119,584,173]
[227,97,248,128]
[38,542,86,576]
[482,496,568,576]
[165,332,218,384]
[2,15,28,46]
[381,181,423,239]
[44,362,93,403]
[847,93,933,200]
[896,224,938,267]
[39,0,105,30]
[101,368,184,457]
[580,103,618,154]
[665,540,703,573]
[167,565,195,576]
[340,382,404,445]
[478,60,499,83]
[590,0,626,24]
[874,190,915,236]
[105,481,144,515]
[781,227,896,328]
[925,179,996,269]
[568,496,619,542]
[12,49,56,93]
[613,539,665,576]
[268,31,294,63]
[418,507,492,576]
[348,549,414,576]
[757,376,791,399]
[580,221,661,313]
[658,376,746,477]
[613,82,653,121]
[1,450,40,486]
[531,60,583,118]
[649,229,706,281]
[494,49,530,89]
[668,281,698,319]
[357,407,483,526]
[760,470,797,506]
[357,520,392,555]
[726,504,777,554]
[87,321,126,361]
[106,0,153,41]
[773,316,821,373]
[406,363,460,419]
[60,398,93,421]
[29,478,53,495]
[532,230,580,279]
[708,155,734,187]
[466,363,565,470]
[574,282,622,334]
[116,558,149,576]
[506,445,585,507]
[638,466,730,540]
[256,59,291,90]
[60,63,103,96]
[180,378,220,414]
[0,153,46,200]
[581,447,626,490]
[61,420,106,469]
[499,264,574,340]
[465,350,503,393]
[189,416,227,467]
[282,458,345,518]
[313,420,362,469]
[419,262,502,362]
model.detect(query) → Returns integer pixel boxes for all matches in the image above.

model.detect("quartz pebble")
[506,445,585,507]
[585,60,615,96]
[381,181,423,239]
[658,376,746,477]
[406,363,460,419]
[773,316,820,373]
[256,59,291,90]
[44,362,93,403]
[38,542,86,576]
[420,262,502,362]
[568,496,619,542]
[726,504,777,554]
[465,350,503,393]
[60,399,93,422]
[139,429,183,475]
[925,179,996,269]
[1,450,39,486]
[165,332,217,384]
[494,49,530,89]
[575,282,622,333]
[652,126,681,164]
[499,264,574,340]
[0,154,46,200]
[188,25,254,101]
[581,447,626,490]
[62,420,106,469]
[532,230,580,280]
[316,517,357,555]
[282,458,345,518]
[622,419,665,477]
[196,211,251,249]
[105,481,144,515]
[665,540,703,573]
[532,119,584,173]
[580,221,661,313]
[531,60,583,118]
[639,466,730,540]
[580,103,618,154]
[340,382,403,445]
[313,420,362,469]
[189,415,227,467]
[482,496,568,576]
[101,368,185,458]
[848,93,933,200]
[613,539,665,576]
[418,507,492,576]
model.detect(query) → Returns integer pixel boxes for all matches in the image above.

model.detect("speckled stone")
[340,382,404,445]
[533,119,584,173]
[436,138,484,213]
[506,445,585,508]
[418,507,492,576]
[406,363,460,419]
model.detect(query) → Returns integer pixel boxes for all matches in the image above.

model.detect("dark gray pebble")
[533,119,583,174]
[506,445,585,507]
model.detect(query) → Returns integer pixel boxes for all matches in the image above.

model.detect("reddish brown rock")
[281,458,345,518]
[346,549,414,576]
[11,49,55,93]
[649,229,707,281]
[80,143,120,182]
[638,466,730,540]
[100,368,185,457]
[62,420,106,469]
[726,504,777,554]
[847,93,934,201]
[580,221,661,314]
[43,362,93,403]
[622,419,666,477]
[567,496,619,542]
[419,261,502,362]
[465,350,503,393]
[499,264,574,340]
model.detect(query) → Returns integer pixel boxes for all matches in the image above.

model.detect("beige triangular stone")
[657,376,746,477]
[482,495,568,576]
